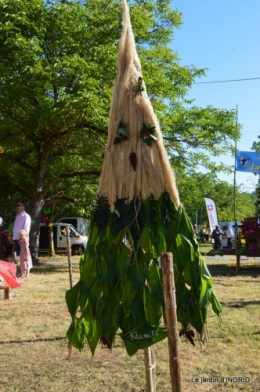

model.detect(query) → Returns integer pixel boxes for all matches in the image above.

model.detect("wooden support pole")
[65,226,73,289]
[235,221,240,275]
[0,285,10,300]
[144,347,155,392]
[151,345,156,388]
[48,225,55,257]
[161,252,182,392]
[65,225,73,360]
[236,253,240,275]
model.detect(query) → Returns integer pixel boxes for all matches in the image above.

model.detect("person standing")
[225,225,234,249]
[202,224,209,242]
[19,230,33,277]
[193,224,198,236]
[211,225,223,249]
[13,202,31,262]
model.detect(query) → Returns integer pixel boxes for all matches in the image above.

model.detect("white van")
[219,221,242,230]
[59,217,90,236]
[39,223,88,255]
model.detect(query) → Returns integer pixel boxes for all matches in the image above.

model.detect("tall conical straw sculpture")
[66,0,222,357]
[98,0,180,207]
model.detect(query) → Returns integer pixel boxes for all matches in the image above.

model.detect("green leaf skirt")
[65,192,222,356]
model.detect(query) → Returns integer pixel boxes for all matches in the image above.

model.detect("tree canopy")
[0,0,243,257]
[176,172,255,226]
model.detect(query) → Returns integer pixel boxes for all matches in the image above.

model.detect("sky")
[170,0,260,192]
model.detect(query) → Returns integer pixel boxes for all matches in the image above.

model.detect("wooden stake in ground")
[65,225,73,289]
[144,286,156,391]
[0,285,10,299]
[144,346,156,392]
[48,225,55,257]
[66,225,73,360]
[151,345,156,387]
[161,252,182,392]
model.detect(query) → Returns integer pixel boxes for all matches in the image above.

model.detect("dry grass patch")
[0,258,259,391]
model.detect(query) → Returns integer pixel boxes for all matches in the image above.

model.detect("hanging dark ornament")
[110,197,130,233]
[40,216,49,223]
[114,122,129,144]
[129,152,137,171]
[100,336,111,349]
[140,122,157,146]
[179,329,195,346]
[136,76,145,96]
[92,195,110,230]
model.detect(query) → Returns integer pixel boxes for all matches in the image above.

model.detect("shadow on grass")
[0,336,66,345]
[207,263,260,277]
[31,262,79,274]
[221,300,260,308]
[31,260,259,277]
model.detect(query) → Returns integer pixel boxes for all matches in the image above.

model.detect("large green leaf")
[85,318,102,356]
[96,305,118,347]
[127,250,149,291]
[65,281,80,317]
[121,326,167,356]
[139,226,156,260]
[143,285,163,326]
[147,260,164,307]
[66,319,85,352]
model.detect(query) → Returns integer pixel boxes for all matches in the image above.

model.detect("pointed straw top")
[97,0,180,208]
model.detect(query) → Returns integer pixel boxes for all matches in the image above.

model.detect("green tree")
[176,172,255,226]
[0,0,117,258]
[0,0,239,259]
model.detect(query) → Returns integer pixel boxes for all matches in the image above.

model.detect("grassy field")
[198,242,213,255]
[0,256,259,392]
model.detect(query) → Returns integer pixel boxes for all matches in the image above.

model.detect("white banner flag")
[204,197,219,234]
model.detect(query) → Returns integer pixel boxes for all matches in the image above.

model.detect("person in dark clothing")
[211,225,223,249]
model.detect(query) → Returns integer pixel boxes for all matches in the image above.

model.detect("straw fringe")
[135,142,142,195]
[141,164,150,200]
[98,149,117,209]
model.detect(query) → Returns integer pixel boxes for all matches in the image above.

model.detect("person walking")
[13,202,31,263]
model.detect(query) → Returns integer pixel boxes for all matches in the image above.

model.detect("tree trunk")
[29,199,45,264]
[28,153,50,264]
